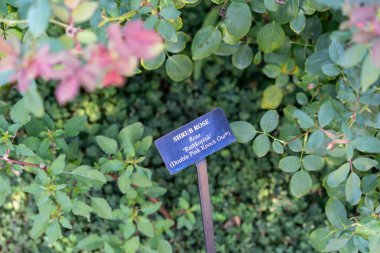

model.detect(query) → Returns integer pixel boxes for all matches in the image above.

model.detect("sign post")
[155,108,236,252]
[196,159,216,253]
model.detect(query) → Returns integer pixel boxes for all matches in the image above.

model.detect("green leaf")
[165,54,193,82]
[77,234,103,251]
[232,44,253,69]
[55,191,72,211]
[191,26,222,60]
[71,166,107,186]
[64,115,87,137]
[96,135,118,155]
[158,240,172,253]
[46,221,62,243]
[77,30,98,44]
[50,155,65,175]
[305,50,331,75]
[279,156,301,173]
[158,20,177,42]
[252,134,270,157]
[166,32,187,53]
[141,202,161,215]
[118,122,144,145]
[15,144,35,156]
[290,10,306,34]
[141,51,166,70]
[27,0,51,37]
[10,99,31,125]
[23,81,44,117]
[58,216,71,230]
[72,1,98,23]
[290,170,312,198]
[325,198,347,228]
[269,0,299,24]
[327,163,350,187]
[321,63,340,77]
[101,160,124,172]
[272,141,284,154]
[260,110,279,133]
[337,44,368,68]
[318,101,335,127]
[72,200,93,221]
[293,109,314,129]
[324,238,348,252]
[137,218,154,237]
[104,243,114,253]
[160,7,181,19]
[263,64,281,78]
[131,173,152,187]
[369,235,380,253]
[261,85,283,109]
[302,155,324,171]
[353,157,378,172]
[118,171,131,194]
[91,197,113,219]
[361,53,380,91]
[124,236,140,253]
[146,186,167,198]
[257,23,285,54]
[346,172,362,206]
[230,121,256,143]
[30,219,48,239]
[224,2,252,39]
[352,136,380,153]
[310,228,331,252]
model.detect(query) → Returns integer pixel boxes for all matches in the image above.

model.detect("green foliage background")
[0,43,325,253]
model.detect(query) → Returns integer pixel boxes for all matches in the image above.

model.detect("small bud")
[307,83,315,90]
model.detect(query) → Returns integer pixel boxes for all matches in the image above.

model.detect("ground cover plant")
[0,0,379,252]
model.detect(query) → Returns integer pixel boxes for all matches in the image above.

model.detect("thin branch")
[0,157,47,170]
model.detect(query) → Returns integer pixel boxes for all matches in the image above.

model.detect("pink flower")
[371,39,380,68]
[123,20,163,59]
[0,39,58,92]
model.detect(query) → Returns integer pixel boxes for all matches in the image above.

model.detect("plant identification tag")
[155,107,236,175]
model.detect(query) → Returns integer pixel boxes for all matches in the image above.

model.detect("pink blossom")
[123,20,163,59]
[371,39,380,68]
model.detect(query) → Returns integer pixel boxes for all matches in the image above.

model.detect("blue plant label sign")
[155,108,236,175]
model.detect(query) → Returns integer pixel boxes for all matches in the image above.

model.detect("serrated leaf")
[131,173,152,187]
[77,234,103,251]
[50,155,65,175]
[91,197,113,219]
[137,218,154,237]
[64,115,87,137]
[71,166,107,186]
[46,221,62,243]
[96,135,118,155]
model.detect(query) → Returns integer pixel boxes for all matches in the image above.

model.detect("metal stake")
[196,159,216,253]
